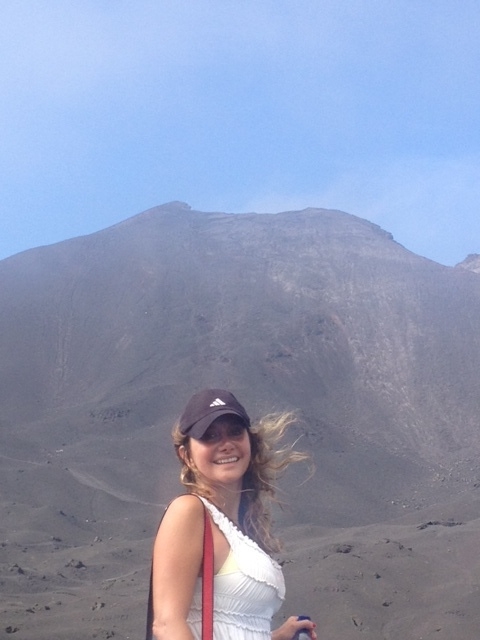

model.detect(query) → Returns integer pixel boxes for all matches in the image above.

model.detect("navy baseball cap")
[179,389,251,439]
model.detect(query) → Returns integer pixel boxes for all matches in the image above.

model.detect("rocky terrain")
[1,202,480,639]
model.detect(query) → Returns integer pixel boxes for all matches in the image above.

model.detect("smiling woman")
[185,417,252,495]
[146,388,316,640]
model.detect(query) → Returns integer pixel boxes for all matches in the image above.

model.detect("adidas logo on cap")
[209,398,226,407]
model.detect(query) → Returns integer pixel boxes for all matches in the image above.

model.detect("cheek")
[243,437,252,461]
[188,442,210,468]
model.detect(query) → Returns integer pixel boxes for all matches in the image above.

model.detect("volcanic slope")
[2,202,480,639]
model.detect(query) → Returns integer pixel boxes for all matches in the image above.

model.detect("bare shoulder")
[168,494,205,517]
[159,494,204,532]
[152,495,205,597]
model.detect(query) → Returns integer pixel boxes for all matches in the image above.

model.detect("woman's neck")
[209,486,242,525]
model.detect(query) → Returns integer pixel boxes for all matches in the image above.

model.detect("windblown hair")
[172,412,311,554]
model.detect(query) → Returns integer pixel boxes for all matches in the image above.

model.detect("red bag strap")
[145,498,215,640]
[202,508,214,639]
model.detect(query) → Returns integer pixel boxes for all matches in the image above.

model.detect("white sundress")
[186,497,286,640]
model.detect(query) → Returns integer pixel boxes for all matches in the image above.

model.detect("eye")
[200,423,246,442]
[200,427,220,443]
[228,424,246,438]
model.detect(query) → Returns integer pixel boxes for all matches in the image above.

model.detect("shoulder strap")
[202,509,214,639]
[145,499,214,640]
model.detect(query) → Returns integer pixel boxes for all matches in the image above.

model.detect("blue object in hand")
[293,615,311,640]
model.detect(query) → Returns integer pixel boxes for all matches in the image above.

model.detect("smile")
[214,457,239,465]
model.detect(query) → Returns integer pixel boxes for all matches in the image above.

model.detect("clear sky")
[1,1,479,265]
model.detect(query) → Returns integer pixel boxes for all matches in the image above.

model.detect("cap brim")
[188,409,249,439]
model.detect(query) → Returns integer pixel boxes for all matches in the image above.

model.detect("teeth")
[215,457,238,464]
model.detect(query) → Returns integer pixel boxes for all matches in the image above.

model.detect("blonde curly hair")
[172,411,311,554]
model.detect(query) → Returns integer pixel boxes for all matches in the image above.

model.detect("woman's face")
[186,415,251,490]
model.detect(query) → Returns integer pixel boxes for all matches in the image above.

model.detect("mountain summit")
[2,203,480,639]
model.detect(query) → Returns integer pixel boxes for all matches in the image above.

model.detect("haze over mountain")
[2,202,480,639]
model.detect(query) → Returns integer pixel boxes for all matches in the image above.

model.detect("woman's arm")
[151,495,205,640]
[272,616,317,640]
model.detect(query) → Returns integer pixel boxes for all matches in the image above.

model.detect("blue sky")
[1,1,479,265]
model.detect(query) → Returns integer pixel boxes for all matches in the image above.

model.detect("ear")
[178,445,188,463]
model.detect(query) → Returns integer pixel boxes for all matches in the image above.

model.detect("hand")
[272,615,317,640]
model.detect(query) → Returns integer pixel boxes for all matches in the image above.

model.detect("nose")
[217,427,235,447]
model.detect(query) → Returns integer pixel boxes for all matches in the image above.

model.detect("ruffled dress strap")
[197,497,285,599]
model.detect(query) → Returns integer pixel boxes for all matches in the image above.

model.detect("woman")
[150,388,317,640]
